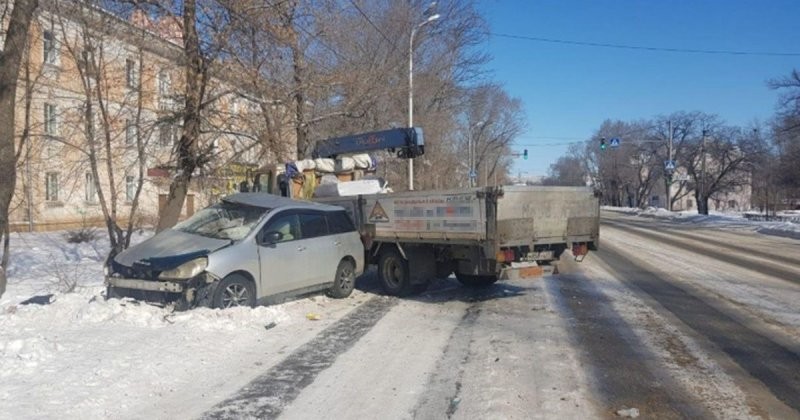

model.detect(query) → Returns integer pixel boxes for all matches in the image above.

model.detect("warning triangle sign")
[368,201,389,223]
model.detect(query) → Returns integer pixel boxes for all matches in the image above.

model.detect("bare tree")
[53,0,152,255]
[769,69,800,199]
[0,0,39,297]
[154,0,216,231]
[683,124,763,215]
[543,152,586,187]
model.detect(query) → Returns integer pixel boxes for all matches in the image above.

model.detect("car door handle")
[297,246,306,252]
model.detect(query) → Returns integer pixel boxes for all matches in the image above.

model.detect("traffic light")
[600,138,607,150]
[523,149,528,160]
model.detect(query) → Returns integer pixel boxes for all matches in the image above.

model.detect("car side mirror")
[262,231,283,244]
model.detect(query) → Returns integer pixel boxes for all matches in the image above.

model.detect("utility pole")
[700,129,707,214]
[666,120,673,211]
[407,11,441,191]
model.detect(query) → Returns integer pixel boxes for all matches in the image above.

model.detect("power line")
[347,0,394,45]
[515,141,586,147]
[516,135,585,140]
[487,32,800,57]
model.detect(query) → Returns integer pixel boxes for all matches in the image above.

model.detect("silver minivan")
[105,193,365,309]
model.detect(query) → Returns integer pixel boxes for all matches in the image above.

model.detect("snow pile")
[0,229,343,419]
[603,206,800,239]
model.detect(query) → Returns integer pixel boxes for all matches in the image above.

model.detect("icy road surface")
[1,211,799,419]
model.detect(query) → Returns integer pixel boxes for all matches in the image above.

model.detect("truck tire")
[378,248,413,296]
[455,273,498,288]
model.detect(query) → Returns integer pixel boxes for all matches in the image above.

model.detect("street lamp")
[468,120,486,187]
[408,11,440,191]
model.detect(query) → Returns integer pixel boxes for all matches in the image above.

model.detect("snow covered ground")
[0,208,800,419]
[0,230,371,419]
[602,206,800,239]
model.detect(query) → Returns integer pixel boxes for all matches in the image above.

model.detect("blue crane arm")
[311,127,424,159]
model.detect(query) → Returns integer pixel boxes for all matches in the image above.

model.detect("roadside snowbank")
[602,206,800,239]
[0,230,362,419]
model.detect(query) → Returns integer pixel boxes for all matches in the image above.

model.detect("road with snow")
[2,210,800,419]
[199,210,800,419]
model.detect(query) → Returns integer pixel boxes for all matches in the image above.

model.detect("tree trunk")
[287,4,308,159]
[0,0,39,298]
[156,0,206,232]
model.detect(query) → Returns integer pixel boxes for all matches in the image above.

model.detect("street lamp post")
[468,120,486,187]
[408,12,440,191]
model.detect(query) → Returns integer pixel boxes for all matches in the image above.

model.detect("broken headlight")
[158,257,208,280]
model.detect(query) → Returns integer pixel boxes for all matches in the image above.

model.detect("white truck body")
[317,185,600,294]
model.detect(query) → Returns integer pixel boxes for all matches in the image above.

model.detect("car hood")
[114,229,232,270]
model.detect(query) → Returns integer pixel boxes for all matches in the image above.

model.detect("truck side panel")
[360,190,488,243]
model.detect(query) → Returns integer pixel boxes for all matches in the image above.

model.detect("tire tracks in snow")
[611,217,800,268]
[410,303,481,419]
[595,241,800,416]
[603,219,800,286]
[201,296,397,420]
[547,270,708,418]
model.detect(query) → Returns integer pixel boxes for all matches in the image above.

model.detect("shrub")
[63,227,99,244]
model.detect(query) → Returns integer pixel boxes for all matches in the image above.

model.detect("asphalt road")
[193,211,800,419]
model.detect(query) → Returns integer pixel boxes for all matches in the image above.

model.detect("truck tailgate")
[496,186,599,247]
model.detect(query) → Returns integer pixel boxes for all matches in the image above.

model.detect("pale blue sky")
[477,0,800,176]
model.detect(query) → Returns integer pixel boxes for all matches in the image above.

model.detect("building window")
[126,58,139,88]
[158,69,171,96]
[44,103,58,136]
[43,30,57,65]
[687,200,694,209]
[125,119,137,145]
[46,172,59,202]
[85,172,96,203]
[126,175,136,203]
[159,122,179,147]
[79,47,98,78]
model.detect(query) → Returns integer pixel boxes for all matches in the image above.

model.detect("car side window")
[327,210,356,234]
[299,212,328,239]
[263,213,300,243]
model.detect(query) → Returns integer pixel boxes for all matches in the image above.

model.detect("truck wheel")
[455,274,498,288]
[378,248,413,296]
[328,259,356,298]
[213,274,256,309]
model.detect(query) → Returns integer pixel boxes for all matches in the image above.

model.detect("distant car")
[105,193,365,309]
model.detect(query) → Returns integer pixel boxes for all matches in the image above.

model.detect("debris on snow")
[616,407,640,418]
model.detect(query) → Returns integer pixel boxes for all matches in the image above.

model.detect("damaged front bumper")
[105,271,220,309]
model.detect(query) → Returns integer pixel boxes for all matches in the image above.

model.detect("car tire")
[455,273,498,288]
[212,274,256,309]
[378,248,413,296]
[328,259,356,299]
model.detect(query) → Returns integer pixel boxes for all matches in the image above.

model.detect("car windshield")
[173,202,267,241]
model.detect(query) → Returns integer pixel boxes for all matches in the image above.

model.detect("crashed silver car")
[105,193,365,309]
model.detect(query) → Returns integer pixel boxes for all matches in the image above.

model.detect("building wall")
[3,1,295,232]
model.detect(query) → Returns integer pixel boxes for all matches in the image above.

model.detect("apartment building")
[2,0,294,231]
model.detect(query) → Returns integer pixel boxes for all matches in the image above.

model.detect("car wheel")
[213,274,256,309]
[455,273,498,288]
[378,248,413,296]
[328,259,356,299]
